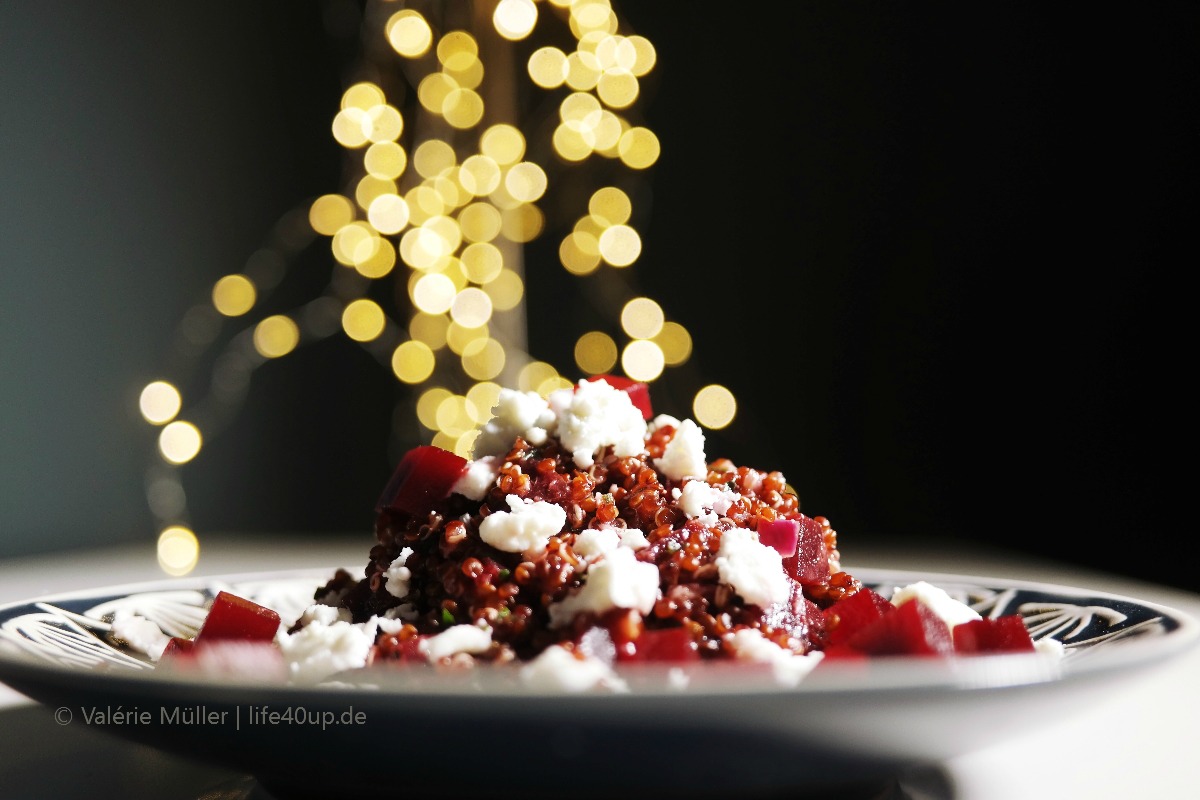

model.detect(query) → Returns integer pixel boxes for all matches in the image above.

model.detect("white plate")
[0,567,1195,799]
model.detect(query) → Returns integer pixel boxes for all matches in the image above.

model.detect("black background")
[177,2,1196,592]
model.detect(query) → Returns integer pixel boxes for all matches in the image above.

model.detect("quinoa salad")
[152,377,1054,690]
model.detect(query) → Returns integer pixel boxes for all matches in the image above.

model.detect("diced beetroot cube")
[847,599,953,657]
[584,374,653,420]
[617,627,699,663]
[953,615,1035,654]
[823,588,895,647]
[781,515,829,584]
[758,518,799,557]
[195,591,281,643]
[160,636,195,661]
[375,445,468,516]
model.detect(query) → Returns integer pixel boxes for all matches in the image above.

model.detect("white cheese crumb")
[277,621,376,684]
[111,611,170,661]
[422,624,493,661]
[573,528,621,559]
[724,628,825,687]
[1034,636,1066,659]
[648,414,681,432]
[653,418,708,481]
[677,479,738,523]
[298,603,352,627]
[373,616,407,635]
[547,379,648,468]
[384,547,415,599]
[451,456,499,501]
[890,581,982,629]
[479,495,567,554]
[619,528,650,550]
[715,528,791,608]
[548,547,661,628]
[519,644,628,693]
[473,389,556,457]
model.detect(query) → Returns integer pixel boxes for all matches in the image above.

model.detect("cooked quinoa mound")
[305,379,862,678]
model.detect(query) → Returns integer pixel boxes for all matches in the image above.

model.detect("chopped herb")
[496,606,511,619]
[497,568,511,581]
[440,608,455,626]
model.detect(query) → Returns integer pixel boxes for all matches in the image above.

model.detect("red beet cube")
[758,518,800,557]
[823,588,895,647]
[375,445,469,516]
[781,515,829,584]
[953,615,1035,654]
[195,591,281,643]
[584,374,653,420]
[160,636,195,660]
[617,627,699,663]
[847,599,953,657]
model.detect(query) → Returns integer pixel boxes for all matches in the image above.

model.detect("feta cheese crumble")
[451,456,499,501]
[654,418,708,481]
[676,479,738,523]
[715,527,791,608]
[423,624,493,661]
[519,644,628,692]
[548,547,661,628]
[547,379,648,468]
[277,620,377,684]
[111,611,170,661]
[473,389,556,456]
[724,628,825,687]
[573,527,621,559]
[478,495,567,554]
[384,547,415,599]
[890,581,982,629]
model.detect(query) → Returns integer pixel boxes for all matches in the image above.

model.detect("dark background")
[1,3,1194,592]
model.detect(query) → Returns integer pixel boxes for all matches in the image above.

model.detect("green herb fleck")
[440,608,455,626]
[497,568,511,581]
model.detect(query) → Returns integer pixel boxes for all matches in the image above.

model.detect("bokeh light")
[158,421,202,465]
[139,381,181,425]
[157,526,199,576]
[693,385,738,429]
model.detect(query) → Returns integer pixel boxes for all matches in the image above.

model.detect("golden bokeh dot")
[418,72,459,115]
[331,107,370,148]
[445,57,484,91]
[459,155,502,196]
[342,299,386,342]
[598,224,642,267]
[596,71,639,109]
[480,124,526,165]
[483,268,524,310]
[332,221,377,267]
[588,186,631,226]
[412,272,458,314]
[504,162,548,202]
[654,321,693,366]
[436,393,475,436]
[341,82,386,111]
[211,274,256,317]
[552,123,593,162]
[627,35,657,76]
[574,331,618,375]
[570,0,616,36]
[450,287,494,328]
[527,47,569,89]
[354,237,396,279]
[362,104,404,143]
[446,321,489,355]
[461,242,504,284]
[518,361,560,393]
[158,421,202,465]
[493,0,538,40]
[693,385,737,430]
[413,139,457,179]
[461,337,506,381]
[157,526,199,577]
[502,204,544,243]
[621,340,665,382]
[364,142,408,179]
[417,387,452,430]
[386,10,433,58]
[139,381,181,425]
[391,340,436,384]
[453,429,481,459]
[458,202,503,243]
[443,88,485,129]
[564,50,602,91]
[619,127,661,169]
[466,382,502,423]
[437,31,479,71]
[309,194,355,236]
[620,297,664,340]
[409,312,450,350]
[253,315,300,358]
[355,175,397,211]
[559,232,601,275]
[367,194,411,235]
[560,91,602,123]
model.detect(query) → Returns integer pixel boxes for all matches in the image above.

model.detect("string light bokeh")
[137,0,739,576]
